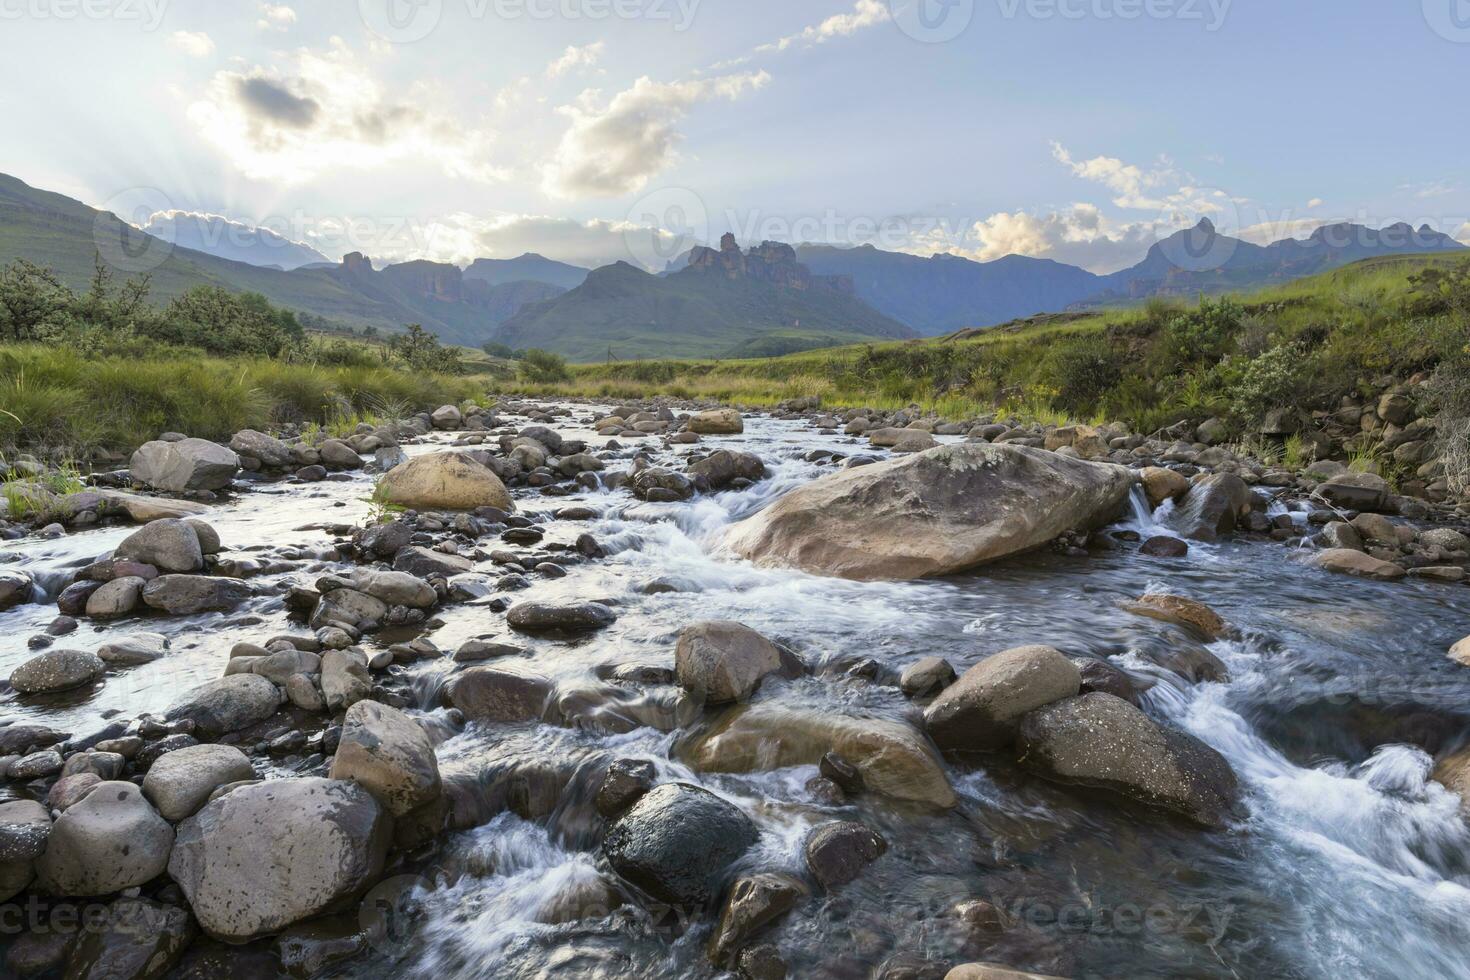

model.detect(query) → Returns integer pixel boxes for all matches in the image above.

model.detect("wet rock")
[57,579,103,615]
[1140,535,1188,558]
[804,821,887,890]
[142,744,255,821]
[130,438,239,493]
[900,656,957,699]
[36,781,173,896]
[1431,747,1470,813]
[165,674,283,737]
[392,546,473,578]
[62,895,194,980]
[1139,466,1189,508]
[1072,657,1151,705]
[603,782,759,906]
[1307,548,1406,580]
[688,704,956,808]
[0,569,33,610]
[231,429,293,468]
[9,750,63,779]
[1166,473,1253,542]
[319,439,364,470]
[310,588,388,631]
[1017,692,1240,828]
[924,646,1081,753]
[330,700,441,817]
[135,733,200,770]
[709,872,808,965]
[141,575,251,615]
[321,649,372,711]
[946,966,1066,979]
[103,491,210,522]
[97,632,170,665]
[1317,471,1390,512]
[0,723,69,756]
[1448,636,1470,667]
[445,665,554,722]
[726,444,1133,581]
[1123,593,1227,640]
[376,451,513,511]
[689,408,744,434]
[85,576,146,619]
[675,621,788,705]
[115,518,204,573]
[48,773,102,810]
[596,758,658,818]
[454,639,524,663]
[631,467,695,502]
[507,600,616,633]
[168,778,391,941]
[688,450,766,491]
[347,569,437,609]
[0,800,51,862]
[819,752,864,794]
[8,648,104,694]
[5,929,70,974]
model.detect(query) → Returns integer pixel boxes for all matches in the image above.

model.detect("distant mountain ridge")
[140,211,329,271]
[464,253,589,290]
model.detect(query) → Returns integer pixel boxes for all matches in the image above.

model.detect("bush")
[1048,340,1122,413]
[1230,343,1308,425]
[1163,296,1245,363]
[387,324,463,373]
[519,349,571,384]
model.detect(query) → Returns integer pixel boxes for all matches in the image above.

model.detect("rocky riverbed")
[2,399,1470,979]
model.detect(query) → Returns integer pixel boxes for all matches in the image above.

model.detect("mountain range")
[0,171,1464,359]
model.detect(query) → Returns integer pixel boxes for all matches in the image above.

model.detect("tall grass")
[0,345,484,456]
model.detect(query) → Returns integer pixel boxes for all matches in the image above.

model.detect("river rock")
[631,468,695,502]
[1139,467,1189,508]
[321,649,372,711]
[330,701,441,817]
[168,778,391,941]
[130,438,239,493]
[675,621,788,704]
[1124,594,1226,640]
[1166,473,1253,542]
[35,782,173,896]
[8,648,104,695]
[1307,548,1407,581]
[946,966,1066,979]
[1448,637,1470,667]
[96,632,170,665]
[1317,471,1391,511]
[102,491,211,522]
[376,452,513,512]
[62,895,194,980]
[230,429,293,469]
[709,872,808,966]
[319,439,363,470]
[689,450,765,490]
[687,704,956,808]
[507,600,616,633]
[392,545,473,578]
[444,665,554,722]
[0,723,68,756]
[0,800,51,863]
[350,569,437,608]
[725,443,1133,581]
[923,646,1080,753]
[1431,747,1470,813]
[595,759,658,818]
[689,409,744,435]
[602,783,758,906]
[166,674,282,737]
[142,575,251,615]
[310,588,388,631]
[142,744,254,821]
[900,656,957,698]
[804,821,887,890]
[1017,692,1240,828]
[85,576,146,619]
[114,520,204,575]
[0,569,32,610]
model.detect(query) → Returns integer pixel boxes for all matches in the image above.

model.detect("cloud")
[168,31,215,58]
[542,71,771,199]
[1399,179,1457,200]
[371,212,669,268]
[547,41,605,78]
[758,0,891,53]
[1306,197,1323,209]
[961,205,1163,273]
[257,3,297,31]
[187,40,506,184]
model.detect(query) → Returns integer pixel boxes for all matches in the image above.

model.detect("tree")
[388,324,463,373]
[0,260,71,341]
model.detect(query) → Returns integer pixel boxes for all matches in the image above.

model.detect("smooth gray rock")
[142,744,255,821]
[35,782,173,896]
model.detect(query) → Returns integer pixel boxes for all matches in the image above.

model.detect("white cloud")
[547,41,606,78]
[542,71,771,199]
[187,40,507,185]
[1399,179,1457,200]
[257,3,297,31]
[168,30,215,58]
[1306,197,1324,209]
[961,205,1163,273]
[758,0,891,53]
[368,212,667,268]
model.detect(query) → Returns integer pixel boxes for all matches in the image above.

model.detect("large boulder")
[725,444,1134,581]
[321,649,372,712]
[347,569,437,609]
[329,701,441,817]
[444,665,555,723]
[168,778,391,941]
[376,452,512,512]
[166,674,282,737]
[130,438,239,493]
[310,588,388,631]
[507,601,616,633]
[923,646,1081,754]
[35,782,174,896]
[686,704,956,808]
[1016,693,1240,828]
[675,621,788,704]
[0,569,33,610]
[1139,466,1190,508]
[1317,471,1391,512]
[602,783,758,906]
[115,519,204,573]
[141,575,251,615]
[1165,473,1253,542]
[630,467,695,502]
[100,491,210,522]
[688,450,765,491]
[230,429,293,469]
[142,744,254,821]
[689,409,744,435]
[9,648,105,695]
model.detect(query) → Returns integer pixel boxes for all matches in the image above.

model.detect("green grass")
[0,345,486,457]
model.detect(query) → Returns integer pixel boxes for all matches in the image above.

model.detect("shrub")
[519,349,571,384]
[1048,340,1122,413]
[387,324,463,374]
[1163,296,1244,363]
[1230,343,1308,425]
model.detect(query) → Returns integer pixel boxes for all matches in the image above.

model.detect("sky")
[3,0,1469,273]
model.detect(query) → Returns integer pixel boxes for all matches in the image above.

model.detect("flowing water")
[4,407,1470,979]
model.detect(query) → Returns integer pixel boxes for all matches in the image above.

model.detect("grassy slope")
[506,253,1468,428]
